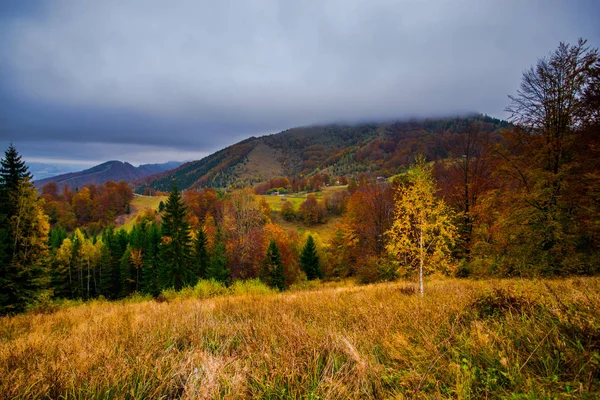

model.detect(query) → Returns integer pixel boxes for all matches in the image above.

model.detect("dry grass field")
[1,278,599,399]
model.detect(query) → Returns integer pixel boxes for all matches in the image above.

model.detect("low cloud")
[1,0,598,164]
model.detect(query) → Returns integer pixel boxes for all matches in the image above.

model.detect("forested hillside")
[135,115,509,193]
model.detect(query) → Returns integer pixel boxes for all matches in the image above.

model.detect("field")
[1,277,599,398]
[262,185,349,211]
[117,194,168,231]
[263,185,348,241]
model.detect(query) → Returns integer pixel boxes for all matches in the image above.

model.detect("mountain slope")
[136,115,509,193]
[35,160,182,190]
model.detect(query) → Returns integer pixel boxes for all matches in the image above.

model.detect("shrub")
[193,279,228,298]
[356,256,398,284]
[229,279,275,296]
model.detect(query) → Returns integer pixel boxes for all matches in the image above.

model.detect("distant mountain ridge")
[34,160,182,190]
[28,162,86,181]
[135,115,509,193]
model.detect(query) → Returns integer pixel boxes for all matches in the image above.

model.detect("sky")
[1,0,598,167]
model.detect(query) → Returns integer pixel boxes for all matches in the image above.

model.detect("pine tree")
[262,240,286,291]
[300,235,321,280]
[158,183,193,290]
[192,228,210,281]
[205,227,230,284]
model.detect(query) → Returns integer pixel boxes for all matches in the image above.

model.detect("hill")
[35,160,182,190]
[135,115,509,193]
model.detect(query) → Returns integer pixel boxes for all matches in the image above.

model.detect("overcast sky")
[1,0,598,166]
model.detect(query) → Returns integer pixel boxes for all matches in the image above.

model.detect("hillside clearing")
[116,194,167,231]
[1,278,599,398]
[262,185,349,212]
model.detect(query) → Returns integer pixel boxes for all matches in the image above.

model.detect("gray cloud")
[1,0,598,164]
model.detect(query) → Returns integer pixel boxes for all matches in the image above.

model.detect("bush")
[123,292,153,303]
[27,291,60,315]
[230,279,275,296]
[159,279,273,301]
[193,279,228,298]
[454,259,471,278]
[470,288,535,319]
[356,257,398,284]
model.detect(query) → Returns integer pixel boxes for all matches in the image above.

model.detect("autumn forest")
[1,39,600,398]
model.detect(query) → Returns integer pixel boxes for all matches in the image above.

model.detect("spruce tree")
[192,228,210,281]
[141,221,162,296]
[0,144,47,314]
[119,246,134,297]
[158,183,193,290]
[99,227,127,299]
[0,143,31,200]
[262,240,286,291]
[300,235,322,280]
[205,227,230,284]
[1,143,32,268]
[49,226,67,250]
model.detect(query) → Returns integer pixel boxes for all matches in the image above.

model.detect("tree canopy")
[386,155,457,295]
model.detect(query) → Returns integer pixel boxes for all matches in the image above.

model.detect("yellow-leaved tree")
[386,155,457,295]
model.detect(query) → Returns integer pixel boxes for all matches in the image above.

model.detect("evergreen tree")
[0,143,31,203]
[1,144,32,272]
[261,239,286,291]
[99,227,127,299]
[125,223,147,294]
[141,221,162,296]
[119,246,134,297]
[158,183,193,290]
[192,228,210,281]
[0,144,47,314]
[49,226,67,249]
[300,235,321,280]
[205,227,230,284]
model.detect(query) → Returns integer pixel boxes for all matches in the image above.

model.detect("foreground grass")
[1,278,599,398]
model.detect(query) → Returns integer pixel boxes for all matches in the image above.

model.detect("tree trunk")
[87,259,90,299]
[68,262,73,298]
[419,227,424,296]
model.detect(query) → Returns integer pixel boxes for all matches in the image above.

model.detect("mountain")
[137,161,183,175]
[34,160,182,190]
[135,115,509,193]
[28,162,87,181]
